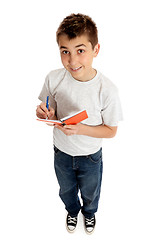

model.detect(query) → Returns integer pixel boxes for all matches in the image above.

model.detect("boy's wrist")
[78,123,86,135]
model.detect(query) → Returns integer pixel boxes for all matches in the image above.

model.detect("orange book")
[37,110,88,125]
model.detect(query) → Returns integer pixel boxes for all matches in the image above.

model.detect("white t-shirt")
[39,68,123,156]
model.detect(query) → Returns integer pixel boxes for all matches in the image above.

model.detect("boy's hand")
[54,123,82,136]
[36,102,55,120]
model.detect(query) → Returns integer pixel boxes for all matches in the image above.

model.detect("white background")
[0,0,159,239]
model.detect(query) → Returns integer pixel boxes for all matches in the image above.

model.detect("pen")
[46,96,49,119]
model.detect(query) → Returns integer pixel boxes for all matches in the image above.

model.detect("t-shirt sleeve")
[101,88,123,126]
[38,74,57,110]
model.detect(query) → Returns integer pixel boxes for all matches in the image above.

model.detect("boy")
[36,13,123,234]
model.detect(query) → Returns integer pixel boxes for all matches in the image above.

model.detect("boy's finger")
[63,125,76,129]
[49,109,55,114]
[49,106,54,111]
[40,102,49,113]
[37,105,45,113]
[54,124,61,129]
[36,105,47,118]
[63,125,71,129]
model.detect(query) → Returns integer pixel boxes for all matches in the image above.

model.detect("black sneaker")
[66,214,78,233]
[84,215,96,234]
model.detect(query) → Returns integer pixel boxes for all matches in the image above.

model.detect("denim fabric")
[54,146,103,218]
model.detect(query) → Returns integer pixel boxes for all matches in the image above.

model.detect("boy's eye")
[62,50,69,54]
[78,49,85,54]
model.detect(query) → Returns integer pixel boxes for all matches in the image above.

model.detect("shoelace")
[85,217,94,226]
[68,215,77,224]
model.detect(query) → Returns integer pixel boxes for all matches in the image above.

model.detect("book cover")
[37,109,88,125]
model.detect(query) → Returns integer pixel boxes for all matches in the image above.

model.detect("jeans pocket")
[88,148,102,163]
[54,145,60,155]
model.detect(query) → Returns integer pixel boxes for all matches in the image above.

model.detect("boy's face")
[58,34,100,82]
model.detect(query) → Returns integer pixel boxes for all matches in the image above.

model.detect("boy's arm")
[78,124,117,138]
[55,123,117,138]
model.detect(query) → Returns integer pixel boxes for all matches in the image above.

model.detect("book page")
[36,119,62,124]
[61,109,86,121]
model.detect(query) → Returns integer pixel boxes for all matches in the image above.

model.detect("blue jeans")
[54,146,103,218]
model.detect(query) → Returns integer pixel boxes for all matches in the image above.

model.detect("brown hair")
[56,13,98,49]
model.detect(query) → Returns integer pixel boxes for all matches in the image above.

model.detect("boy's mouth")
[70,66,82,72]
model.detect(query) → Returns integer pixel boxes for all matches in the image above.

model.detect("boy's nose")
[68,54,78,66]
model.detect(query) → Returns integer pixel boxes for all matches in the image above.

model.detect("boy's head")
[56,13,100,82]
[56,13,98,50]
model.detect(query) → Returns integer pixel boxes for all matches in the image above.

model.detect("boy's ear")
[93,43,100,57]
